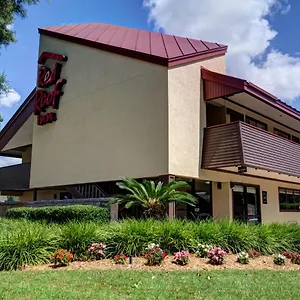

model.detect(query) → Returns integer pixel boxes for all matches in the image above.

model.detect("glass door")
[232,184,261,223]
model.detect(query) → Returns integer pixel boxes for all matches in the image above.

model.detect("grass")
[0,269,299,299]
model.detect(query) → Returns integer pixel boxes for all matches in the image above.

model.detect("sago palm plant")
[115,177,196,219]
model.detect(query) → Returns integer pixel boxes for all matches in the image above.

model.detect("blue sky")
[1,0,300,126]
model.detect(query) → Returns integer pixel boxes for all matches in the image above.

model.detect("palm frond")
[115,177,197,218]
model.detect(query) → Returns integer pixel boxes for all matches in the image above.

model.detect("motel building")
[0,23,300,224]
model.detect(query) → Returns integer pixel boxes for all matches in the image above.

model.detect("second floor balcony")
[202,122,300,177]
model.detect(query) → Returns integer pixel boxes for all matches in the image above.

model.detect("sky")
[1,0,300,165]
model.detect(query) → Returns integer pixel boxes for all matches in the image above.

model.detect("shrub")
[274,254,286,265]
[207,247,227,265]
[237,252,249,264]
[196,243,213,258]
[88,243,107,260]
[145,243,167,266]
[99,219,300,257]
[248,250,261,258]
[6,205,110,223]
[173,250,190,265]
[101,219,158,257]
[113,254,128,264]
[0,221,59,271]
[59,222,101,259]
[291,253,300,265]
[51,249,73,267]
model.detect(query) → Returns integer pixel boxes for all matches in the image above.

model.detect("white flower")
[146,243,159,250]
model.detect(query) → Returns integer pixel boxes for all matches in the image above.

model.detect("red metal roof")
[39,23,227,67]
[202,68,300,121]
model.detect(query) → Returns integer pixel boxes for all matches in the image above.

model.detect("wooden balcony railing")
[0,162,31,190]
[202,122,300,177]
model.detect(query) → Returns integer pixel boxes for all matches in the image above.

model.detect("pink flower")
[98,250,103,255]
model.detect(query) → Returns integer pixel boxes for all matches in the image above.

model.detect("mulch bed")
[25,254,300,271]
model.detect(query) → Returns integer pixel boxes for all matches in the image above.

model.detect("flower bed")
[25,254,300,271]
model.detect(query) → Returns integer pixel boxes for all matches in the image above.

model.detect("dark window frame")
[226,108,244,122]
[278,188,300,212]
[292,135,300,144]
[245,116,268,131]
[274,128,291,140]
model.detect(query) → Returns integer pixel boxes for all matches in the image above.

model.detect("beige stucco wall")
[22,146,32,163]
[202,169,300,224]
[167,55,226,177]
[3,115,33,151]
[212,181,232,220]
[19,189,66,201]
[30,36,168,188]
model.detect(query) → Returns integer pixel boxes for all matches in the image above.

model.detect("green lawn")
[0,270,299,300]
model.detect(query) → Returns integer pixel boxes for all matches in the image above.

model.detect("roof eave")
[39,28,228,68]
[244,84,300,121]
[0,88,35,151]
[202,68,300,121]
[168,47,227,67]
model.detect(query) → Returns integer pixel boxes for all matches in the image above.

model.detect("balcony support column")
[159,175,176,221]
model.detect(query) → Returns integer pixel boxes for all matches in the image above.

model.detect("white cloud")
[6,24,14,31]
[0,156,21,167]
[143,0,298,103]
[0,89,21,108]
[280,4,291,15]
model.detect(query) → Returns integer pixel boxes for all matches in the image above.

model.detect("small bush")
[0,221,58,271]
[88,243,107,260]
[291,253,300,265]
[248,250,261,258]
[196,243,213,258]
[59,222,100,259]
[207,247,227,265]
[145,243,167,266]
[102,219,158,257]
[281,251,295,259]
[237,252,249,264]
[113,254,128,264]
[6,205,110,223]
[173,250,190,265]
[274,254,286,265]
[51,249,73,267]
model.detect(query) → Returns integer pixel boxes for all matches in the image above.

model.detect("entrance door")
[232,184,261,223]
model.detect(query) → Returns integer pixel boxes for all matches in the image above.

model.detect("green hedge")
[0,218,299,271]
[6,205,110,223]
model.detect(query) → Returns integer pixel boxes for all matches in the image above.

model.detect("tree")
[0,0,40,95]
[5,195,19,202]
[115,177,196,219]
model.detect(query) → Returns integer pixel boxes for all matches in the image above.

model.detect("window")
[274,128,291,140]
[279,188,300,211]
[226,108,244,122]
[292,136,300,144]
[245,116,267,131]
